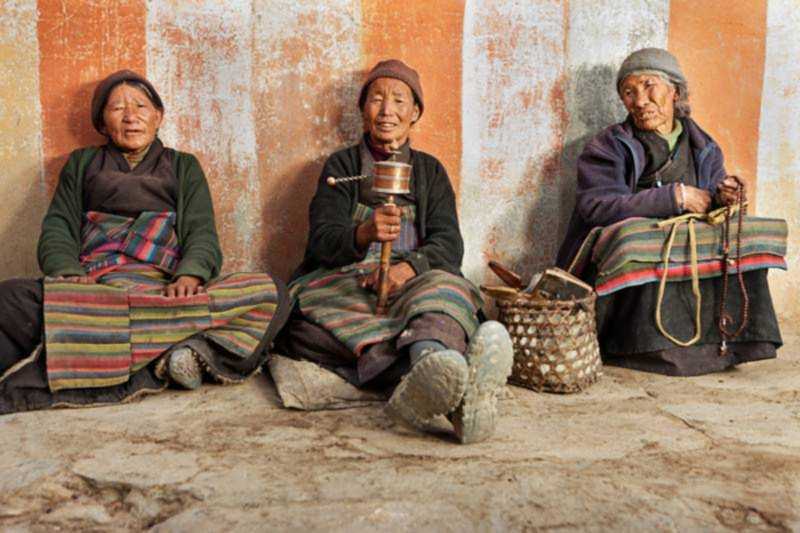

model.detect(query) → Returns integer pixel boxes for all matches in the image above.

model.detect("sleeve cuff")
[349,225,369,262]
[669,183,682,215]
[174,260,213,283]
[49,266,87,278]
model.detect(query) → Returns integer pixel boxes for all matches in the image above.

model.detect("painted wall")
[0,0,797,330]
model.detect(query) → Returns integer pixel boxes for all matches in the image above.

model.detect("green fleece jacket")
[37,146,222,282]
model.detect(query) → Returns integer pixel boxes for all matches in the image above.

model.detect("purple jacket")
[556,117,727,268]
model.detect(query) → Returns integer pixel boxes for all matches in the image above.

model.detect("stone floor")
[2,335,798,532]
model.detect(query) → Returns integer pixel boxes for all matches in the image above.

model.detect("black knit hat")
[91,69,164,134]
[358,59,424,117]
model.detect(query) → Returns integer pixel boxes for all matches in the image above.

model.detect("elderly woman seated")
[0,70,289,414]
[279,59,512,443]
[556,48,784,376]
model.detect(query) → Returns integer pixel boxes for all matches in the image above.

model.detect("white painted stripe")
[147,0,261,271]
[0,0,46,277]
[756,0,800,327]
[460,0,567,285]
[557,0,669,264]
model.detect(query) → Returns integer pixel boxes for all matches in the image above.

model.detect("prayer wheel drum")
[371,161,411,195]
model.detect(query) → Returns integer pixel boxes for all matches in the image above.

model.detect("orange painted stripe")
[667,0,767,208]
[37,0,147,193]
[361,0,464,194]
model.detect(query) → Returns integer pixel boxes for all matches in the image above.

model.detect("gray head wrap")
[616,48,687,91]
[617,47,691,117]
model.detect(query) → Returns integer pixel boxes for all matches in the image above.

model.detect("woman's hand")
[164,276,205,298]
[675,185,712,214]
[716,176,747,207]
[355,204,402,249]
[360,262,416,295]
[55,275,95,284]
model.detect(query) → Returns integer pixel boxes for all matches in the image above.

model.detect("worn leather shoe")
[450,321,513,444]
[168,347,202,390]
[385,349,468,431]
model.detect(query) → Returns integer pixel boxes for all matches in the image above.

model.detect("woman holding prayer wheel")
[281,59,512,444]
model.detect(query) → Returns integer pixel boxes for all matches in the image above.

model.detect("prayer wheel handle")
[375,196,395,315]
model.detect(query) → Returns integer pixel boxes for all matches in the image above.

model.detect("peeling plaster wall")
[147,0,260,273]
[460,0,567,284]
[0,0,46,277]
[0,0,797,334]
[756,1,800,328]
[252,0,363,281]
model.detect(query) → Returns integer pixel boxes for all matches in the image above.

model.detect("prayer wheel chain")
[718,176,750,352]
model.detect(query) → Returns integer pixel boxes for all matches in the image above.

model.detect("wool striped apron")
[290,204,482,357]
[568,215,788,296]
[44,211,280,391]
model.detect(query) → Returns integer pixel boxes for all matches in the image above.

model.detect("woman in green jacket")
[0,70,289,414]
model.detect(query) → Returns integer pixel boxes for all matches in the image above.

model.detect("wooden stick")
[488,260,524,289]
[376,195,395,315]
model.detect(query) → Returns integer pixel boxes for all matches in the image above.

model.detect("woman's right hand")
[356,203,402,249]
[676,185,712,214]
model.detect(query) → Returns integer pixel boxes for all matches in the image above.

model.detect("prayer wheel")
[327,160,412,315]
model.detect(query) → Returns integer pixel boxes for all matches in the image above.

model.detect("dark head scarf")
[91,70,164,134]
[358,59,424,118]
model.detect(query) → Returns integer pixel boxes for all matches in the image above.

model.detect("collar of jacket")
[610,117,720,190]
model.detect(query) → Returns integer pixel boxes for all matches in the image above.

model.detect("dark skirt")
[596,270,782,376]
[276,311,468,388]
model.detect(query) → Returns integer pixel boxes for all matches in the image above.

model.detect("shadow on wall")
[259,73,363,282]
[555,63,627,261]
[260,158,326,281]
[489,64,625,283]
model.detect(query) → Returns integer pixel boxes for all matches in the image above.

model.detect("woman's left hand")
[164,275,205,298]
[716,176,747,206]
[360,262,416,295]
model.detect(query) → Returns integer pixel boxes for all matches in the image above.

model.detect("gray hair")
[621,69,691,118]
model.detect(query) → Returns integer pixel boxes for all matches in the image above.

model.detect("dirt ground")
[1,334,798,532]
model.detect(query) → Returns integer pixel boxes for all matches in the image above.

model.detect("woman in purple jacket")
[556,48,781,376]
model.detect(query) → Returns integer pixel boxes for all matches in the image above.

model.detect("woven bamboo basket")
[494,291,602,393]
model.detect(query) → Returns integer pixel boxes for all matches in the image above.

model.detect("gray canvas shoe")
[385,349,468,431]
[451,321,514,444]
[168,347,202,390]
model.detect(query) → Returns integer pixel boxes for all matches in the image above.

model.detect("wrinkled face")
[362,77,420,149]
[102,83,163,152]
[620,73,676,134]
